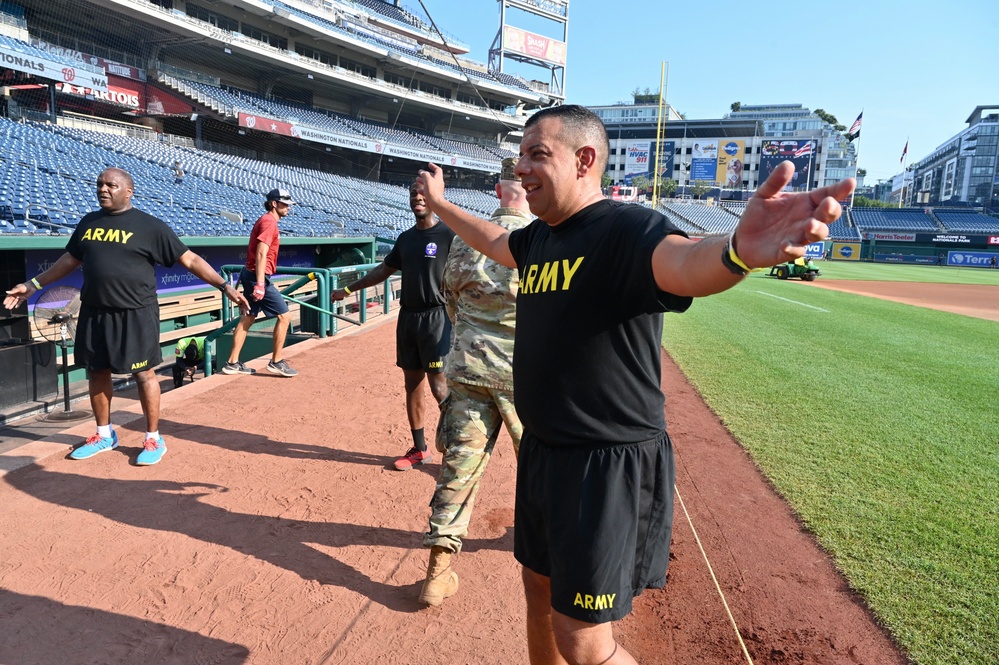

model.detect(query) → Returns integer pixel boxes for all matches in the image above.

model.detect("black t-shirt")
[66,207,189,309]
[507,200,692,445]
[384,221,456,311]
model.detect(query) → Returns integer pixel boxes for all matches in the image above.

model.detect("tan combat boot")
[418,546,459,606]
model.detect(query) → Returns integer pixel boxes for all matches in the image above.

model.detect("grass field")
[816,260,999,285]
[661,262,998,665]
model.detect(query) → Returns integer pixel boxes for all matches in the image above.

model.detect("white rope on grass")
[675,486,756,665]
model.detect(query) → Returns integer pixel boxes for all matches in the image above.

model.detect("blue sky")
[411,0,998,185]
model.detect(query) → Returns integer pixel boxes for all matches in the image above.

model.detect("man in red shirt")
[223,188,298,377]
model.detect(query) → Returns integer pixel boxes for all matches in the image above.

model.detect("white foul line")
[754,291,829,312]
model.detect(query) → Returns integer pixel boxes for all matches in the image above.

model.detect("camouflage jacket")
[442,207,532,389]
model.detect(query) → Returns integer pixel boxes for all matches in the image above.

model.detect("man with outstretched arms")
[417,104,854,664]
[3,168,248,466]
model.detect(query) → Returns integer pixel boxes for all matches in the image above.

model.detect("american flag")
[900,140,908,163]
[794,141,813,158]
[847,112,863,141]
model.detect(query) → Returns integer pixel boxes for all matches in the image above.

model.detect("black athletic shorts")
[395,306,451,373]
[75,304,163,375]
[513,431,676,624]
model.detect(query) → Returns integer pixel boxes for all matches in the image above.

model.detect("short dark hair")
[525,105,609,173]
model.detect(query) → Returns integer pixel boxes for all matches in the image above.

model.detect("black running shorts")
[395,307,451,373]
[75,304,163,375]
[513,431,676,624]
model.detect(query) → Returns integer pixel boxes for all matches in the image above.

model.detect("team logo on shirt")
[425,242,439,257]
[518,257,585,294]
[79,227,134,244]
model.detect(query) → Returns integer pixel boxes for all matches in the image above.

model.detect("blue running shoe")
[136,436,168,466]
[69,430,119,460]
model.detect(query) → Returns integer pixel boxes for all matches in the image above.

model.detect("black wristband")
[218,282,228,293]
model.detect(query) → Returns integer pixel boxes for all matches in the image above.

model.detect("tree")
[631,175,651,194]
[853,195,891,208]
[730,101,741,112]
[659,178,678,199]
[813,108,840,127]
[601,173,613,189]
[690,180,711,200]
[857,168,867,177]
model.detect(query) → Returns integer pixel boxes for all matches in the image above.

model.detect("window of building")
[941,159,957,199]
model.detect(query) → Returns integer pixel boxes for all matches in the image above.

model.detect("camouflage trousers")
[424,381,522,554]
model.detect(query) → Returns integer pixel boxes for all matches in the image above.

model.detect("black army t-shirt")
[507,199,692,446]
[385,221,455,311]
[66,207,189,309]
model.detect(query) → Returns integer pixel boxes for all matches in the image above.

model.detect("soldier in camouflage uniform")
[418,157,532,606]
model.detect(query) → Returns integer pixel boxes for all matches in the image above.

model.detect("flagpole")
[850,109,863,208]
[806,142,813,192]
[899,136,909,208]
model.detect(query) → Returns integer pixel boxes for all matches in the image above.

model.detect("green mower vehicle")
[769,258,821,281]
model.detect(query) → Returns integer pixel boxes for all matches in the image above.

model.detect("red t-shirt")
[245,211,280,275]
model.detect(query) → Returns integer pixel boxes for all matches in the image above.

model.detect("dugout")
[0,236,380,417]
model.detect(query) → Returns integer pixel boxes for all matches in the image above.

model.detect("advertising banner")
[946,250,999,267]
[832,242,861,261]
[0,44,108,92]
[239,112,298,137]
[866,232,916,242]
[805,241,825,258]
[294,125,376,152]
[689,140,718,182]
[914,233,989,245]
[624,141,652,182]
[56,74,144,109]
[383,144,447,164]
[30,38,146,81]
[502,25,567,65]
[652,140,675,181]
[760,139,816,188]
[716,140,745,188]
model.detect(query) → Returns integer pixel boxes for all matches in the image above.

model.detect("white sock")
[97,425,112,438]
[145,431,159,441]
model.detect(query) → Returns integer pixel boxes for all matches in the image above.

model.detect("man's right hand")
[252,282,265,301]
[330,289,348,302]
[3,283,35,310]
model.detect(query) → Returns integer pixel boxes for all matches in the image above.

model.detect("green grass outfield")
[817,260,999,285]
[661,262,998,665]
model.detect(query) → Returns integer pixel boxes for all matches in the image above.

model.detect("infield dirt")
[8,277,988,662]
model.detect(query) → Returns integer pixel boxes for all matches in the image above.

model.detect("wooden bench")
[158,278,320,345]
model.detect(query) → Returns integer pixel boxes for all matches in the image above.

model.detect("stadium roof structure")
[606,118,764,141]
[10,0,541,140]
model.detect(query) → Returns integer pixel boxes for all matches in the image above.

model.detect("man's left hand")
[227,289,251,316]
[735,161,855,268]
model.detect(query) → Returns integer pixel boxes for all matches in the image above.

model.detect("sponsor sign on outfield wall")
[946,251,999,267]
[832,242,861,260]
